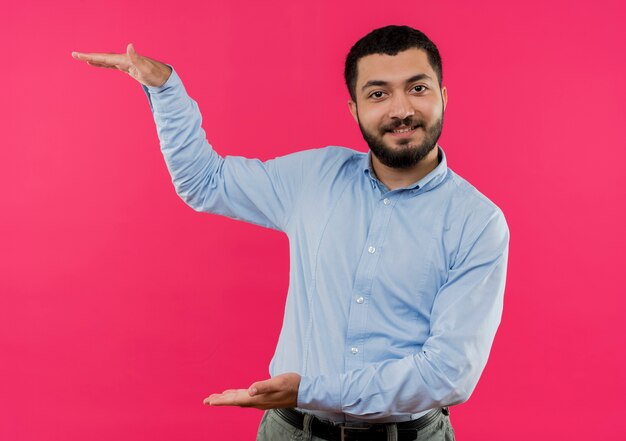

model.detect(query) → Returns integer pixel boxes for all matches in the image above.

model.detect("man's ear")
[348,100,359,123]
[441,86,448,111]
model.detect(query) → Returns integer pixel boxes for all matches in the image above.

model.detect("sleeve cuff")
[143,64,179,93]
[141,65,188,113]
[297,374,342,412]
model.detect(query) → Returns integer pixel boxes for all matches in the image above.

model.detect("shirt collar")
[362,145,449,194]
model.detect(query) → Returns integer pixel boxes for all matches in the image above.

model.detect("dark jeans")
[257,408,456,441]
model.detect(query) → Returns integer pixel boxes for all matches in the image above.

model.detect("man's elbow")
[173,188,204,211]
[444,384,473,407]
[433,358,482,407]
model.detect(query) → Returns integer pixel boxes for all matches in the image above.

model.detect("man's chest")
[291,178,457,319]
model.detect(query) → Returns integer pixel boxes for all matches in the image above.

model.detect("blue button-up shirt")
[143,67,510,423]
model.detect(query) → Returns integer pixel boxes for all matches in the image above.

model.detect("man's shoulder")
[444,168,507,222]
[276,145,364,173]
[284,145,363,162]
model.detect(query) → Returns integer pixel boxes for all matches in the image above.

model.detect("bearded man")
[73,25,509,441]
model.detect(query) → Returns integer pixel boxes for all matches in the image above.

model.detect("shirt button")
[368,246,376,254]
[356,296,364,304]
[351,347,359,354]
[383,198,391,205]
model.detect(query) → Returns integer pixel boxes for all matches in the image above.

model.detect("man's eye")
[412,85,426,93]
[370,91,385,99]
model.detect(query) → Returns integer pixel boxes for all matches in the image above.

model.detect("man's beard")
[358,111,444,169]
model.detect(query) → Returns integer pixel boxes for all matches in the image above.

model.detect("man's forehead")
[356,48,435,86]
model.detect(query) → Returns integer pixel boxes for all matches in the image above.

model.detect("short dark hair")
[344,25,443,101]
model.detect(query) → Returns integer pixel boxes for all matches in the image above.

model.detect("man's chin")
[372,140,437,167]
[381,137,420,150]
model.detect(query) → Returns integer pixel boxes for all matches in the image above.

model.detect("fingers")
[220,389,238,395]
[86,61,117,69]
[72,50,130,72]
[202,389,241,405]
[72,51,119,64]
[203,389,251,406]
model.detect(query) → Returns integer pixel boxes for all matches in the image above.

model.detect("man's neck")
[371,146,441,191]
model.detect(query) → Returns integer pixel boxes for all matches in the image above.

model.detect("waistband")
[274,407,448,441]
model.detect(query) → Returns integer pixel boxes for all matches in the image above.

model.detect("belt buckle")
[340,423,371,441]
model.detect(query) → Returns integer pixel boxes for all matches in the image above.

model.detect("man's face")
[348,48,448,169]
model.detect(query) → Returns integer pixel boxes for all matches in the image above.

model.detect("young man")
[72,25,509,441]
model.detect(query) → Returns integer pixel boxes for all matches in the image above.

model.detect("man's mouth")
[387,124,421,136]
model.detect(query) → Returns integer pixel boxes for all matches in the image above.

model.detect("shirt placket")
[344,189,396,371]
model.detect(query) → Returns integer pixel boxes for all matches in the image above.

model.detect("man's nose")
[388,93,415,119]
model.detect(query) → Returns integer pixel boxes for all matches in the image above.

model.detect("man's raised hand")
[71,43,172,87]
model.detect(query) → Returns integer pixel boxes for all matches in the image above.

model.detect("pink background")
[2,0,625,439]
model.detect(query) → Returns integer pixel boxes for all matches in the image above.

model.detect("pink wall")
[2,0,625,439]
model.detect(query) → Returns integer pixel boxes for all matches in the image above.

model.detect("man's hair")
[344,25,443,101]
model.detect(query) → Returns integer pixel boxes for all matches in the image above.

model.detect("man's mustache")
[381,117,424,132]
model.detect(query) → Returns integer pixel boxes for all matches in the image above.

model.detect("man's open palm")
[72,43,172,87]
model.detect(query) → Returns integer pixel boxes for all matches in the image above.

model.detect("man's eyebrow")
[361,73,434,92]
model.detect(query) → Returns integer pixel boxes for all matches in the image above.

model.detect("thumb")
[248,378,276,396]
[126,43,141,64]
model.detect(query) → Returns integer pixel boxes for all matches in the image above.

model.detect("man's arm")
[73,45,306,231]
[297,209,510,417]
[140,67,309,230]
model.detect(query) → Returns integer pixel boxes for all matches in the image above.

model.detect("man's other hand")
[71,43,172,87]
[204,373,301,410]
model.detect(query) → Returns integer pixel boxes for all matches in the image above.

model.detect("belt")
[274,407,448,441]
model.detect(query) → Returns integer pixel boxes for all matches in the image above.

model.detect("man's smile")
[386,124,421,138]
